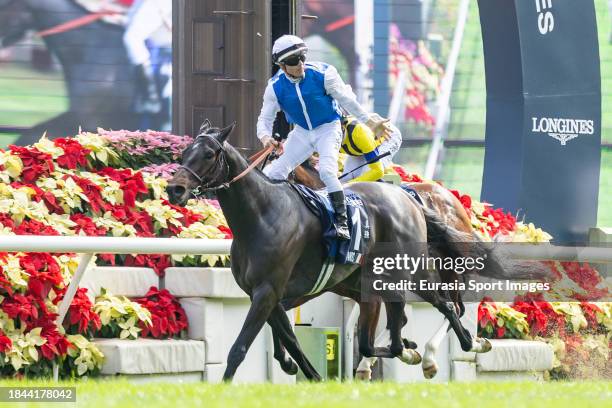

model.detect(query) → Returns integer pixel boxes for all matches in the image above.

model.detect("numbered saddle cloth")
[289,183,370,265]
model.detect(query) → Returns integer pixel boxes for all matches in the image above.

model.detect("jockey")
[257,35,389,241]
[340,113,403,182]
[122,0,172,114]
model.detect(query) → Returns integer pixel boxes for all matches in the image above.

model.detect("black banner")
[478,0,601,244]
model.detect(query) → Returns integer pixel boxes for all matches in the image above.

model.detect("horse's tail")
[422,206,553,280]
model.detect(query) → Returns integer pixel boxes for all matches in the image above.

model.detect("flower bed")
[391,165,611,379]
[0,130,231,378]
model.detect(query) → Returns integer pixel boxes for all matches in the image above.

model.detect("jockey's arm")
[256,82,281,142]
[323,66,370,124]
[346,125,384,183]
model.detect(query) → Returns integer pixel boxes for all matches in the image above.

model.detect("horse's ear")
[199,119,212,134]
[217,121,236,143]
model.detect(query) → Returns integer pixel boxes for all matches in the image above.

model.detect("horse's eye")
[204,151,215,159]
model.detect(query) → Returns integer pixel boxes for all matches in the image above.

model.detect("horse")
[0,0,168,145]
[167,119,493,381]
[290,157,556,379]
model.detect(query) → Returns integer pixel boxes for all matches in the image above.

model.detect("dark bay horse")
[0,0,167,144]
[167,120,492,381]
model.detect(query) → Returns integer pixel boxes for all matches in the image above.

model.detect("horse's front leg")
[271,328,298,375]
[223,282,278,381]
[268,304,322,381]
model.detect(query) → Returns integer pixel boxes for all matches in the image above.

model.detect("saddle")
[289,184,370,265]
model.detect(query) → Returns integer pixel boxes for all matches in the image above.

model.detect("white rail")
[424,0,471,179]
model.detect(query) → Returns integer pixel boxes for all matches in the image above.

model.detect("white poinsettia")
[3,253,29,289]
[142,172,168,200]
[93,212,137,237]
[6,327,46,370]
[66,334,105,376]
[75,132,119,166]
[137,199,183,229]
[93,289,152,340]
[0,151,23,181]
[33,137,64,159]
[512,222,553,243]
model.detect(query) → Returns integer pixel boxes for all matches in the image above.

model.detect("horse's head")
[167,119,237,205]
[0,0,33,49]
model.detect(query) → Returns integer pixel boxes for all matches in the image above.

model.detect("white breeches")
[343,124,402,181]
[123,0,172,65]
[264,120,344,193]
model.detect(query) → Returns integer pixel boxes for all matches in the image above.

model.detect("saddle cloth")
[289,184,370,266]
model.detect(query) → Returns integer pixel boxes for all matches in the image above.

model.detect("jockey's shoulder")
[304,61,334,73]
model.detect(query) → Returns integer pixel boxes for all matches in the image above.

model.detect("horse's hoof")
[282,360,299,375]
[422,362,438,379]
[355,369,372,381]
[402,338,418,349]
[399,349,422,365]
[471,337,492,353]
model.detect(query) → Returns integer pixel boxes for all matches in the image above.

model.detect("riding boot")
[329,190,351,241]
[134,62,161,114]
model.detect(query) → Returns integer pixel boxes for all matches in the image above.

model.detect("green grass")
[0,380,608,408]
[0,62,67,147]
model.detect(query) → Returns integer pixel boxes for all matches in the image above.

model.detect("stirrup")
[336,224,350,241]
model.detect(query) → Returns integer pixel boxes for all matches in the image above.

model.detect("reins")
[180,138,274,195]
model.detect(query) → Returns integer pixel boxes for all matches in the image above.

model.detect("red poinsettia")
[217,225,233,239]
[97,167,148,207]
[561,262,602,291]
[0,331,12,353]
[10,182,65,215]
[69,175,105,214]
[449,189,473,214]
[580,302,602,331]
[104,204,154,237]
[162,200,203,227]
[477,299,497,329]
[482,207,516,237]
[392,165,423,183]
[134,287,188,338]
[1,294,39,323]
[124,254,171,277]
[64,288,101,335]
[20,253,63,300]
[37,320,71,360]
[70,213,108,236]
[0,213,14,229]
[8,145,55,183]
[14,219,60,236]
[54,138,90,170]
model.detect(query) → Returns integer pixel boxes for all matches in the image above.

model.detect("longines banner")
[478,0,601,244]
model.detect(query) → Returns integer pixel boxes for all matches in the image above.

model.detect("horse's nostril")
[167,184,187,201]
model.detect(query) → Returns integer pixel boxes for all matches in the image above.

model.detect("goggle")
[282,54,306,66]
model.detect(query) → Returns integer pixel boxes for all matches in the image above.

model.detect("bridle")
[179,133,274,194]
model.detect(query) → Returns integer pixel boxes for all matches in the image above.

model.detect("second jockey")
[257,35,388,241]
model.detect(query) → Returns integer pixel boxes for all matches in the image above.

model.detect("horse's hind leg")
[223,283,278,381]
[268,304,322,381]
[385,302,422,366]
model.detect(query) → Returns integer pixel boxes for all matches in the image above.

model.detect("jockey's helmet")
[272,35,308,65]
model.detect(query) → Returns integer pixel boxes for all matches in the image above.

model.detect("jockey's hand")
[261,135,284,155]
[366,115,392,140]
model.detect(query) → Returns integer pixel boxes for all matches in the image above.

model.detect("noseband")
[179,134,274,194]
